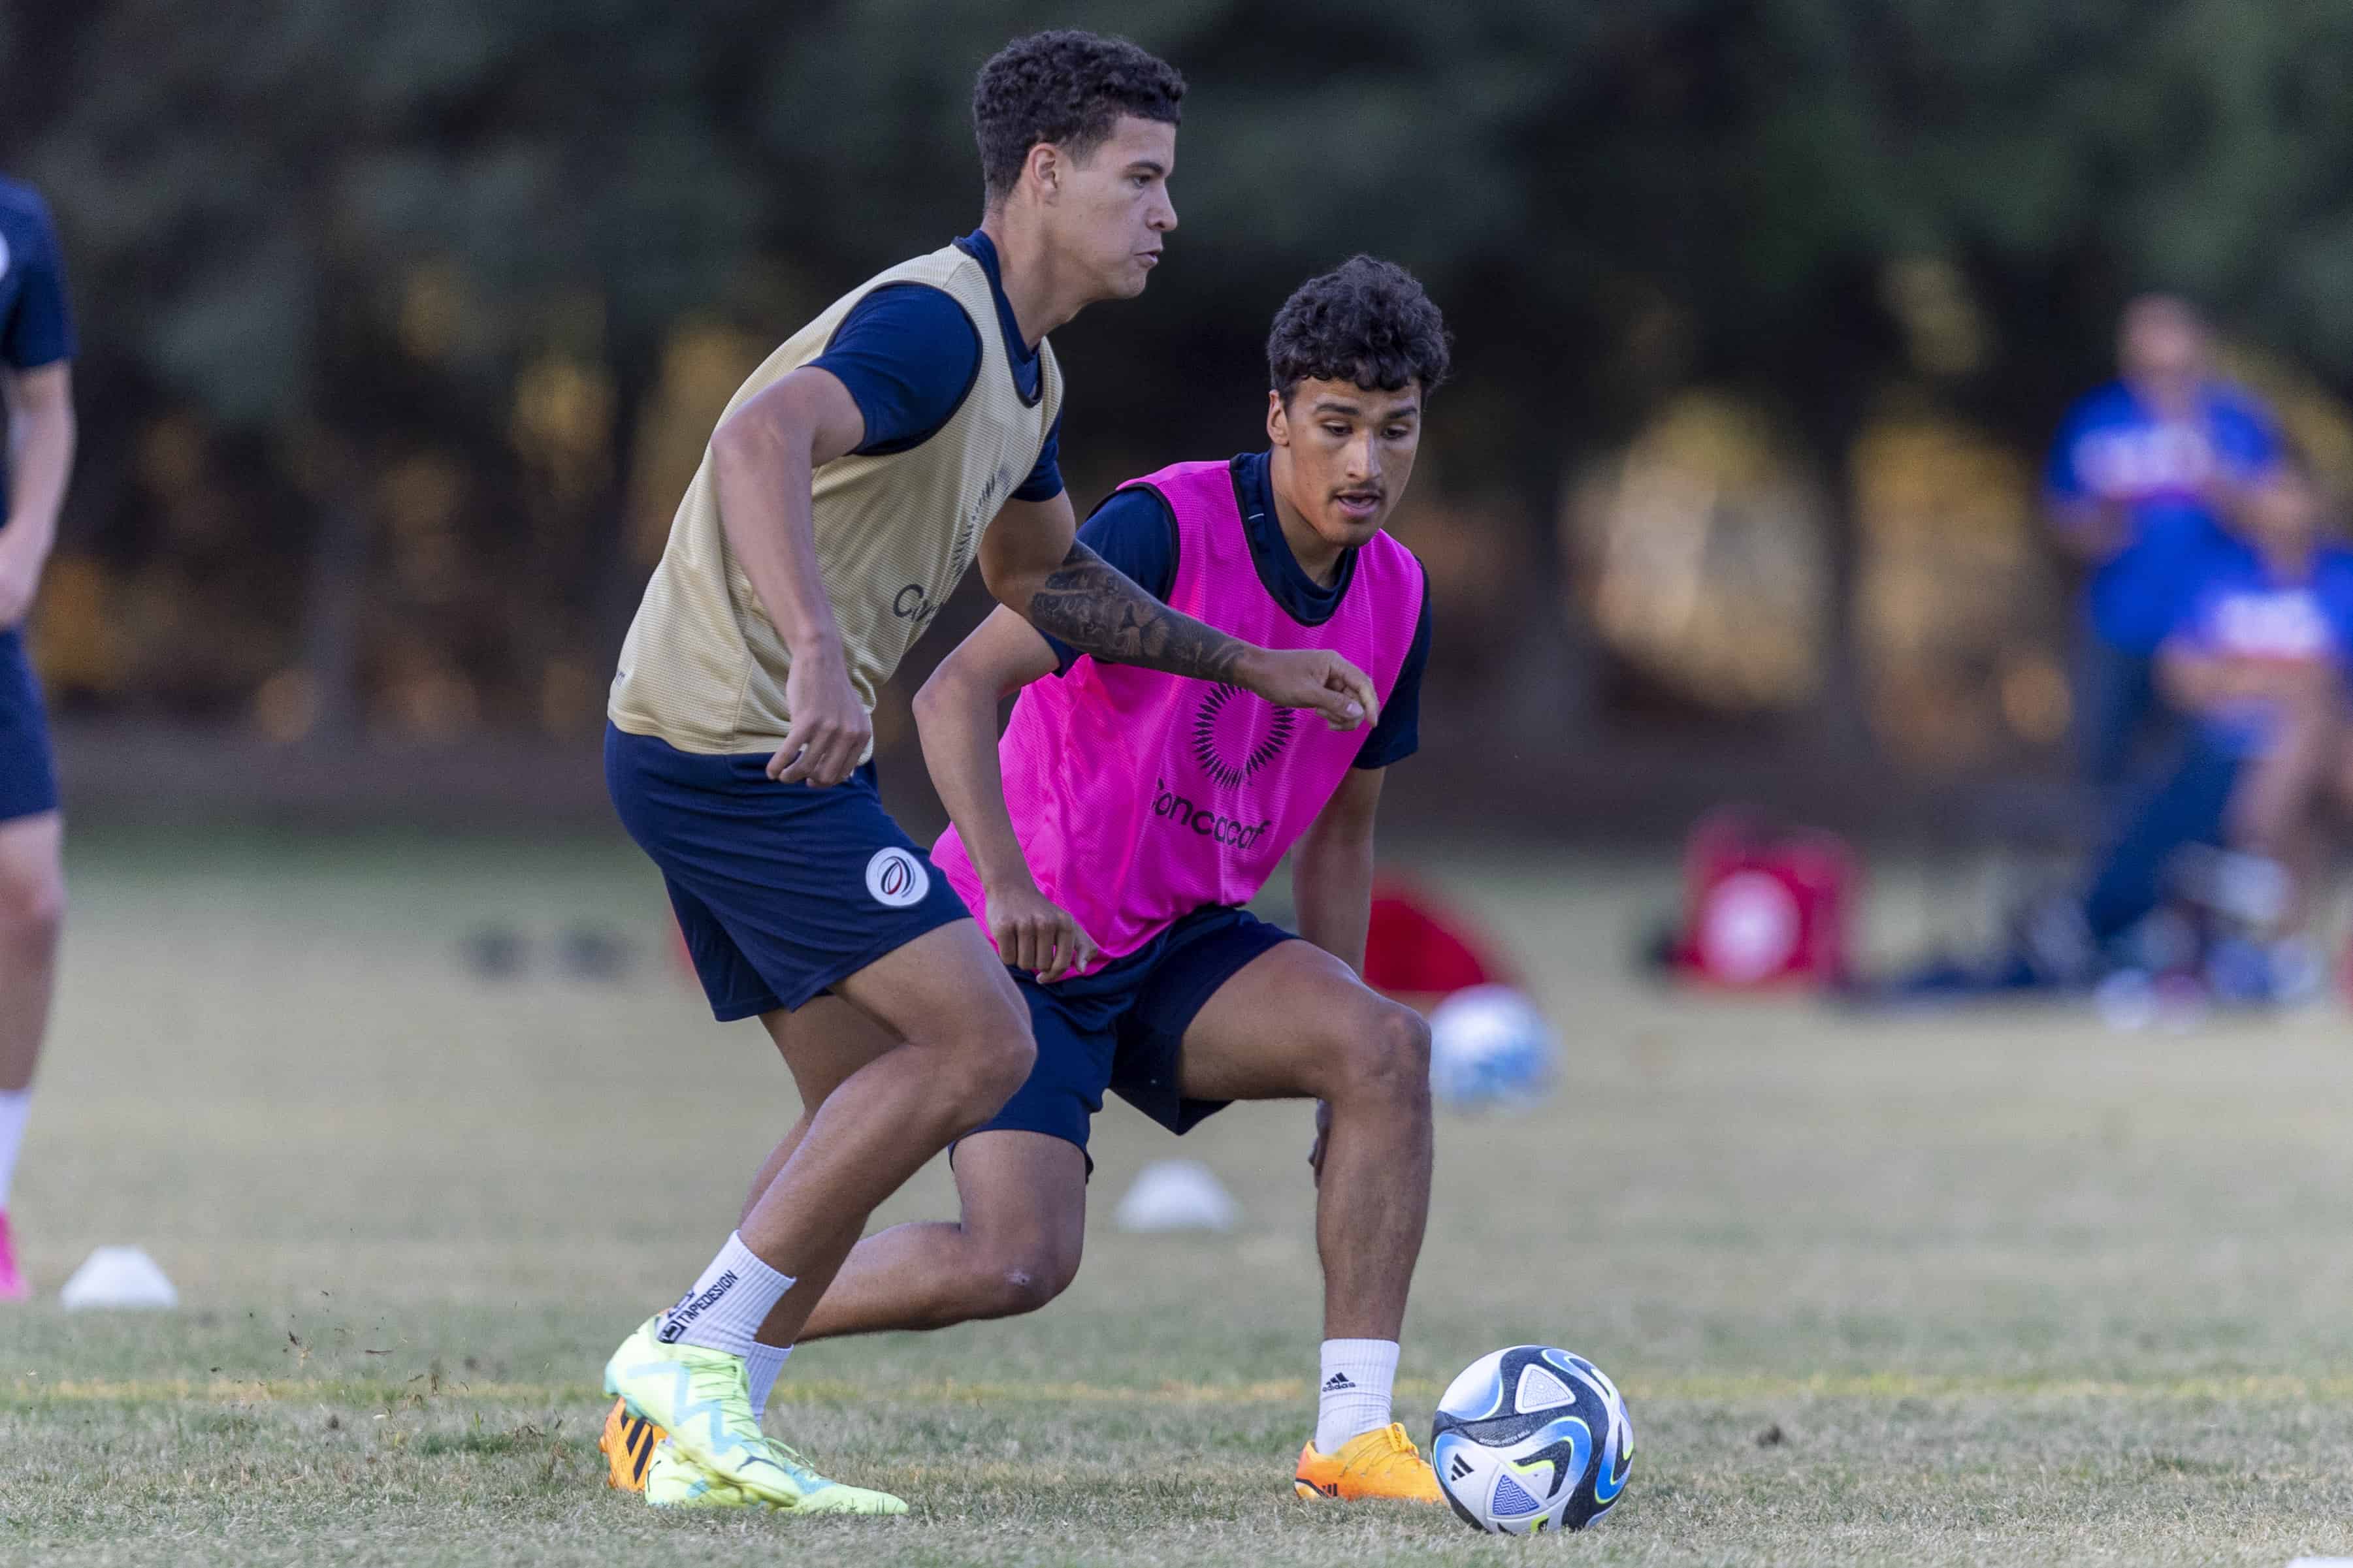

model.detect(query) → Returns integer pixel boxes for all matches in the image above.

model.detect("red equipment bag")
[1673,810,1857,989]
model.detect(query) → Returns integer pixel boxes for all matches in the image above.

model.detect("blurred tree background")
[6,0,2353,814]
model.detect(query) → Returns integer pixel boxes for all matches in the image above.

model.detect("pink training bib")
[935,457,1425,973]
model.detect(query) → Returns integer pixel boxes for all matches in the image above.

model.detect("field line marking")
[13,1370,2353,1407]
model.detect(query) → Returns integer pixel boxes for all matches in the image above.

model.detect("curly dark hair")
[1267,257,1452,404]
[971,31,1186,204]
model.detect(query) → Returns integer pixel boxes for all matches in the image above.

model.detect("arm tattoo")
[1026,542,1249,681]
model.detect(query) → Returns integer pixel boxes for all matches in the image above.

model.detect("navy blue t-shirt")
[1045,451,1429,769]
[0,181,74,511]
[806,230,1062,501]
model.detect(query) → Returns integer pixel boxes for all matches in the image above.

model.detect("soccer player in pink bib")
[790,257,1452,1503]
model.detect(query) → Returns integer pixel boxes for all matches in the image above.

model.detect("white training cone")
[59,1246,178,1310]
[1113,1159,1239,1234]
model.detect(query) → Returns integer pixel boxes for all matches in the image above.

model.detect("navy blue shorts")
[973,905,1297,1159]
[605,723,969,1019]
[0,630,57,824]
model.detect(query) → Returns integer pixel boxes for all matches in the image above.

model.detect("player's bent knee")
[1339,1002,1432,1109]
[971,1021,1037,1110]
[928,1017,1037,1125]
[975,1246,1078,1319]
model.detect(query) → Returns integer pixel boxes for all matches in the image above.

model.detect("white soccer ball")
[1431,1345,1633,1534]
[1427,985,1555,1109]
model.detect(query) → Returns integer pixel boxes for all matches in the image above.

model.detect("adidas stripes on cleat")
[598,1396,664,1493]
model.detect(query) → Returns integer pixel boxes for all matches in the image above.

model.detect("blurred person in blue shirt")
[1874,460,2353,1006]
[2081,457,2353,961]
[2047,295,2281,790]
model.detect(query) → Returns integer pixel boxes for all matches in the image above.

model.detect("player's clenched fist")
[1237,646,1381,732]
[987,883,1099,982]
[771,645,872,786]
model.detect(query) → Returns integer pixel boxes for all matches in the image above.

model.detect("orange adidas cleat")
[598,1396,664,1492]
[1293,1422,1444,1503]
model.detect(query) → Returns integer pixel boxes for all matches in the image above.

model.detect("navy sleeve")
[807,283,980,456]
[1014,409,1064,503]
[1354,571,1431,769]
[1041,485,1179,673]
[1,199,74,370]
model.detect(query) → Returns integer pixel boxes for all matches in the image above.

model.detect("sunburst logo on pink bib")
[1190,684,1297,789]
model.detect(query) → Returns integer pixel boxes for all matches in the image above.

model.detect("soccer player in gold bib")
[596,31,1379,1514]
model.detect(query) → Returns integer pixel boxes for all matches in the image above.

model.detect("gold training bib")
[610,244,1062,757]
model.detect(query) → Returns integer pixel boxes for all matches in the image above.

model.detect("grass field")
[8,832,2353,1565]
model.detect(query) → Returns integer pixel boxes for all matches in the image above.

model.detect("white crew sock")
[0,1089,29,1209]
[1316,1338,1400,1454]
[659,1233,794,1360]
[746,1341,794,1418]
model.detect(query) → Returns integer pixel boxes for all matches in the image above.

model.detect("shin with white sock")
[1316,1338,1400,1454]
[660,1233,795,1361]
[745,1341,794,1417]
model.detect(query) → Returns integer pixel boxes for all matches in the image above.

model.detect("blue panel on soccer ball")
[1491,1471,1542,1516]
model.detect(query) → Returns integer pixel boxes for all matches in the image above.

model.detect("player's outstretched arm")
[980,494,1380,732]
[911,607,1099,981]
[707,366,871,786]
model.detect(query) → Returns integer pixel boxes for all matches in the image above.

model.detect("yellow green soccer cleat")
[756,1436,909,1516]
[603,1315,796,1505]
[643,1438,766,1510]
[643,1439,907,1515]
[604,1315,907,1515]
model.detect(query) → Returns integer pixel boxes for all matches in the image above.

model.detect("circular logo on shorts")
[865,847,930,909]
